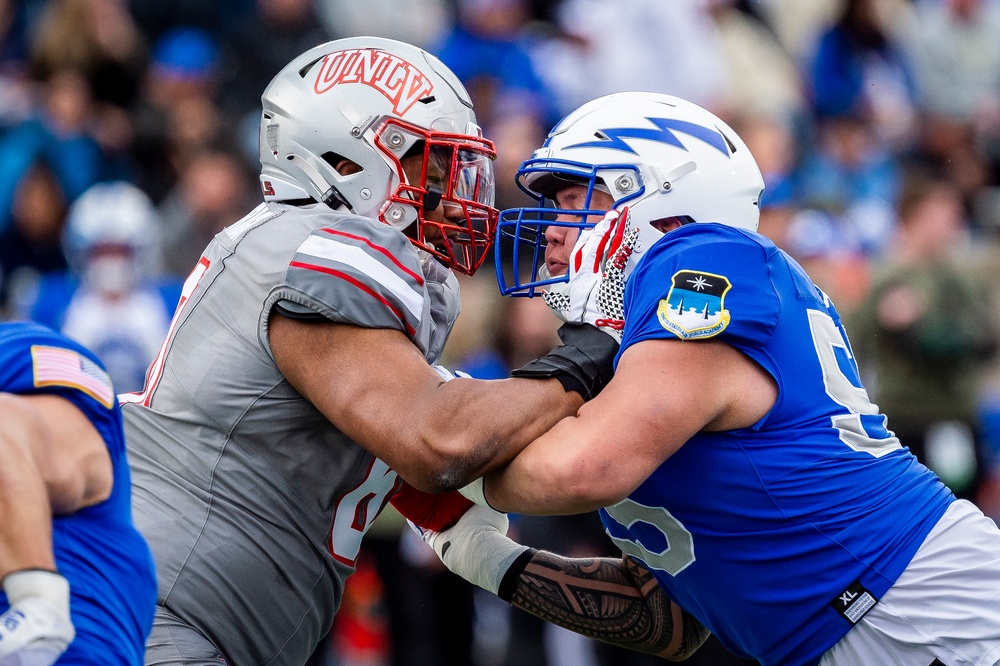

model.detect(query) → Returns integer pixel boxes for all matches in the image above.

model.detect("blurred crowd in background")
[2,0,1000,664]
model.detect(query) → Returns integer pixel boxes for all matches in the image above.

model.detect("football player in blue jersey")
[0,321,156,665]
[419,93,1000,666]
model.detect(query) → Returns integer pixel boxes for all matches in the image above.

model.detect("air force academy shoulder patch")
[656,270,732,340]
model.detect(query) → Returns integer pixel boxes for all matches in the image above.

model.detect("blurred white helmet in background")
[65,181,162,291]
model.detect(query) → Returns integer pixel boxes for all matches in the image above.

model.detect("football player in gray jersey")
[121,37,619,665]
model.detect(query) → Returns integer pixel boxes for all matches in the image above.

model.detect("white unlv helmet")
[259,36,498,275]
[495,92,764,295]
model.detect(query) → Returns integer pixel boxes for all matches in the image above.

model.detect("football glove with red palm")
[389,480,474,532]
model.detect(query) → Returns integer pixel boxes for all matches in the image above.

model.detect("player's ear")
[333,158,362,176]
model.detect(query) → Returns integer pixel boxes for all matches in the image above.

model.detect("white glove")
[457,477,490,508]
[414,505,529,595]
[431,365,471,382]
[542,207,638,343]
[0,571,75,666]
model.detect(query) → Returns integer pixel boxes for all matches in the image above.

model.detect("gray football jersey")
[122,202,460,665]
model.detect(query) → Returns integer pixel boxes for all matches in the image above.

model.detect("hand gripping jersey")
[598,224,954,666]
[121,202,461,665]
[0,321,157,665]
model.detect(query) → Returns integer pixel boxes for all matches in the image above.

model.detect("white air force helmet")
[496,92,765,295]
[259,36,499,275]
[64,181,161,275]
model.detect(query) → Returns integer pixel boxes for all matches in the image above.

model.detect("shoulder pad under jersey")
[279,215,427,336]
[0,320,117,410]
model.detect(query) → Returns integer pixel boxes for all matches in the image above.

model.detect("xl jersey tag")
[656,270,732,339]
[830,580,877,625]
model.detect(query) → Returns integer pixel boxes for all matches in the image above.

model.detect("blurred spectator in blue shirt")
[794,114,902,257]
[129,26,229,203]
[0,159,69,316]
[806,0,917,148]
[435,0,554,130]
[0,68,106,234]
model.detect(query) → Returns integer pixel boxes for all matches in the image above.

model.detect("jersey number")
[329,458,398,566]
[121,257,211,406]
[806,309,900,457]
[603,500,695,576]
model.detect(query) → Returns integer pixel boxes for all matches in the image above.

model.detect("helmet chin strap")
[286,154,353,212]
[655,161,697,192]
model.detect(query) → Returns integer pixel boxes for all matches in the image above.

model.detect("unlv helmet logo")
[314,48,435,116]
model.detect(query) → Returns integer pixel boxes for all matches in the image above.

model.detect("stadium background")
[1,0,999,663]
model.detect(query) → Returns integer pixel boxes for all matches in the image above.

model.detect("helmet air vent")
[298,56,324,78]
[718,128,738,154]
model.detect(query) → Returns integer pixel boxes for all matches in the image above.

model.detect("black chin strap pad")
[322,186,351,211]
[424,185,443,213]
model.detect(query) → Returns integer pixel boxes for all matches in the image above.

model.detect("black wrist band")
[510,360,590,397]
[509,323,618,400]
[497,548,538,603]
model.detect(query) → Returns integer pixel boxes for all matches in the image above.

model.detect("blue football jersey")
[0,321,156,665]
[599,224,953,666]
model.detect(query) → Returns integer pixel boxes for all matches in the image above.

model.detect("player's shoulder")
[633,223,773,282]
[652,222,772,257]
[286,207,424,289]
[0,320,78,357]
[619,224,786,350]
[299,209,421,262]
[0,321,116,408]
[272,206,428,336]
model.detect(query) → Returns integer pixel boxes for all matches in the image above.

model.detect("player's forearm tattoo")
[508,553,709,660]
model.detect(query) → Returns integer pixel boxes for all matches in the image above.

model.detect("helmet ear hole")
[322,151,362,175]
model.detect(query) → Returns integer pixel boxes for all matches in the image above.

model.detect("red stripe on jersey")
[289,261,417,337]
[319,228,425,286]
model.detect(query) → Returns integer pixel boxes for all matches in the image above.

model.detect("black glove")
[511,322,619,400]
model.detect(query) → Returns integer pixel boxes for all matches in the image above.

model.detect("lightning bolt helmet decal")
[565,117,731,157]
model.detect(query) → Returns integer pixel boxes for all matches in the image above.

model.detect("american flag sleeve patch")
[31,345,115,408]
